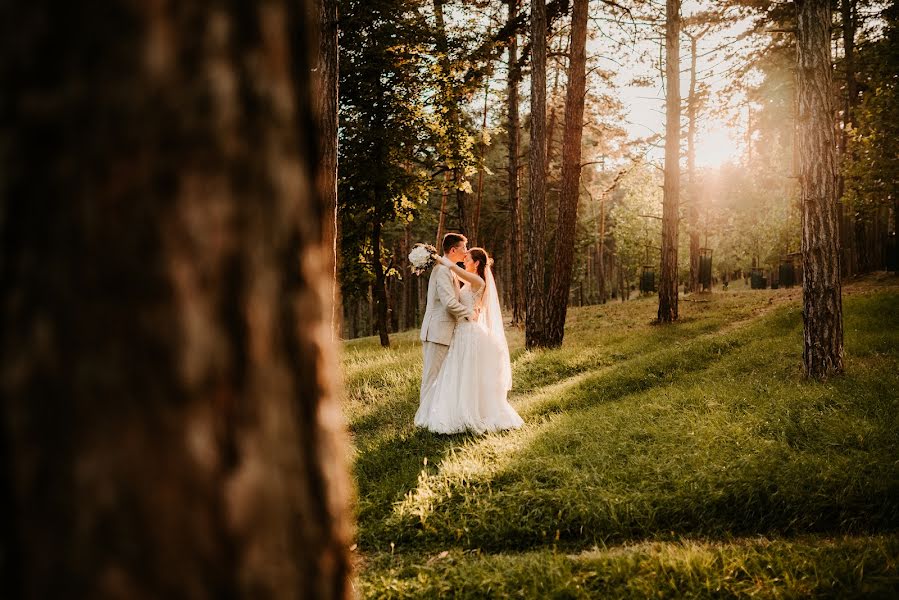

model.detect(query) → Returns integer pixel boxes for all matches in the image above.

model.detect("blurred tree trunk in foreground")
[0,2,353,598]
[795,0,844,378]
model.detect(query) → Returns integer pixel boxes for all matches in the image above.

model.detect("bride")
[415,247,523,434]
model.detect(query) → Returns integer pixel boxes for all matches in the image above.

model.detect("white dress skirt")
[415,284,523,434]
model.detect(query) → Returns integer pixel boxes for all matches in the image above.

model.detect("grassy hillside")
[341,278,899,598]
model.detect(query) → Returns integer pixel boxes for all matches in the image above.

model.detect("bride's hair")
[468,247,491,281]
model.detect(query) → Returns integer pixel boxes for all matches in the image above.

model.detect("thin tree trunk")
[0,1,352,596]
[526,0,548,348]
[545,0,589,347]
[839,0,858,277]
[315,0,340,332]
[390,239,402,332]
[507,0,525,327]
[371,220,391,347]
[418,272,427,320]
[686,30,703,294]
[546,37,567,177]
[436,171,450,247]
[796,0,844,378]
[404,223,416,329]
[368,287,375,335]
[349,299,359,339]
[473,77,491,246]
[456,175,475,239]
[658,0,681,323]
[598,193,607,302]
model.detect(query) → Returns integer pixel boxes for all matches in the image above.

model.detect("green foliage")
[608,164,662,283]
[705,161,799,276]
[343,281,899,596]
[338,0,438,300]
[844,5,899,218]
[337,0,505,305]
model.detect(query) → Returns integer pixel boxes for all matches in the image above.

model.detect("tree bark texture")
[315,0,340,330]
[839,0,857,277]
[545,37,566,179]
[371,220,391,347]
[0,2,353,598]
[456,180,476,241]
[597,195,607,303]
[403,224,418,330]
[527,0,548,348]
[687,32,701,294]
[473,79,491,246]
[658,0,681,323]
[507,0,525,327]
[436,171,450,248]
[796,0,844,378]
[545,0,589,347]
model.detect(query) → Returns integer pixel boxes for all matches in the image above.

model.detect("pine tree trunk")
[473,79,491,246]
[0,1,353,597]
[796,0,844,378]
[371,220,391,347]
[315,0,340,330]
[598,194,608,302]
[545,38,566,179]
[545,0,588,347]
[839,0,858,277]
[418,272,427,320]
[390,239,402,332]
[658,0,681,323]
[507,0,525,327]
[526,0,548,348]
[404,224,417,329]
[349,299,359,339]
[687,33,701,294]
[436,171,450,247]
[456,178,476,241]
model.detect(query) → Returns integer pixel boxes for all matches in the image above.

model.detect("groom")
[419,232,474,404]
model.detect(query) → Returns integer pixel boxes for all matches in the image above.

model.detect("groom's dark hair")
[442,232,467,254]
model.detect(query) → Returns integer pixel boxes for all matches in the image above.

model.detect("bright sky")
[594,1,758,168]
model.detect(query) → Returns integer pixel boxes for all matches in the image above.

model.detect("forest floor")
[341,273,899,598]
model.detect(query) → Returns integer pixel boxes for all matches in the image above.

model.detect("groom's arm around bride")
[418,233,472,405]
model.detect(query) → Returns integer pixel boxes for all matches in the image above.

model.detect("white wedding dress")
[415,269,523,434]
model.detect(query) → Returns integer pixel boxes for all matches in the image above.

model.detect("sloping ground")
[342,277,899,598]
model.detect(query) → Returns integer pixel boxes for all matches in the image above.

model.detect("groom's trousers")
[420,341,450,404]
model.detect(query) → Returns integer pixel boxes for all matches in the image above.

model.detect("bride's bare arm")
[435,255,485,291]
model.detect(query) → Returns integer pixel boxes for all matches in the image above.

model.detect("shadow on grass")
[354,426,481,550]
[353,301,764,550]
[511,292,785,397]
[379,295,899,553]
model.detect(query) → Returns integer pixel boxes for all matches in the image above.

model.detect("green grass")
[357,535,899,599]
[342,282,899,598]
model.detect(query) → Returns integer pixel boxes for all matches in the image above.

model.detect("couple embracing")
[415,233,523,434]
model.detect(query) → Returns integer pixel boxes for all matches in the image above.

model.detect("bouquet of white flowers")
[408,243,438,276]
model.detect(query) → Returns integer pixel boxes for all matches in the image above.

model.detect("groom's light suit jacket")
[420,263,471,346]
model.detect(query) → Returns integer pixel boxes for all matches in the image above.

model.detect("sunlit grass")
[357,534,899,599]
[343,281,899,597]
